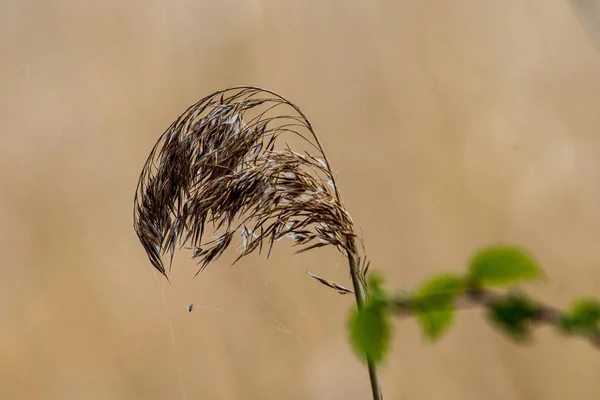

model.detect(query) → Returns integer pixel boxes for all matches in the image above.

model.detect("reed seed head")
[133,86,367,285]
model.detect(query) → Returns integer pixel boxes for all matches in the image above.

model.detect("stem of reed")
[348,254,384,400]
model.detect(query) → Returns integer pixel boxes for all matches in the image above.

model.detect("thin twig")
[391,286,600,348]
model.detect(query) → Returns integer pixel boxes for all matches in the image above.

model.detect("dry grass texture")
[134,87,361,279]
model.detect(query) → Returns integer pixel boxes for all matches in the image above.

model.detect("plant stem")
[348,254,383,400]
[391,286,600,349]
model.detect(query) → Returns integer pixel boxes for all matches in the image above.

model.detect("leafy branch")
[348,245,600,365]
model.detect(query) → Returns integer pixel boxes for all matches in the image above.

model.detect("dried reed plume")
[133,86,382,400]
[133,86,368,283]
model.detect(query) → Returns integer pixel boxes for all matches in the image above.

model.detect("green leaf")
[559,297,600,333]
[570,298,600,322]
[348,271,392,365]
[366,272,387,304]
[415,273,465,341]
[348,302,392,365]
[486,294,537,342]
[468,245,541,287]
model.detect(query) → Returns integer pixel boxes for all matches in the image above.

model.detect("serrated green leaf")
[415,274,465,341]
[469,245,541,287]
[559,297,600,333]
[486,294,537,342]
[348,302,391,365]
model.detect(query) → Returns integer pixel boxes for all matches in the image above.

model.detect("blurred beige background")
[2,0,600,399]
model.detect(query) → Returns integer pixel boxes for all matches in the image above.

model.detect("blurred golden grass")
[2,1,600,399]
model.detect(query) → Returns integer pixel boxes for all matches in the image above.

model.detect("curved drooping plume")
[133,86,382,399]
[133,86,367,287]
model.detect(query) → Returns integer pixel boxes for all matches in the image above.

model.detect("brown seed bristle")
[133,86,367,290]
